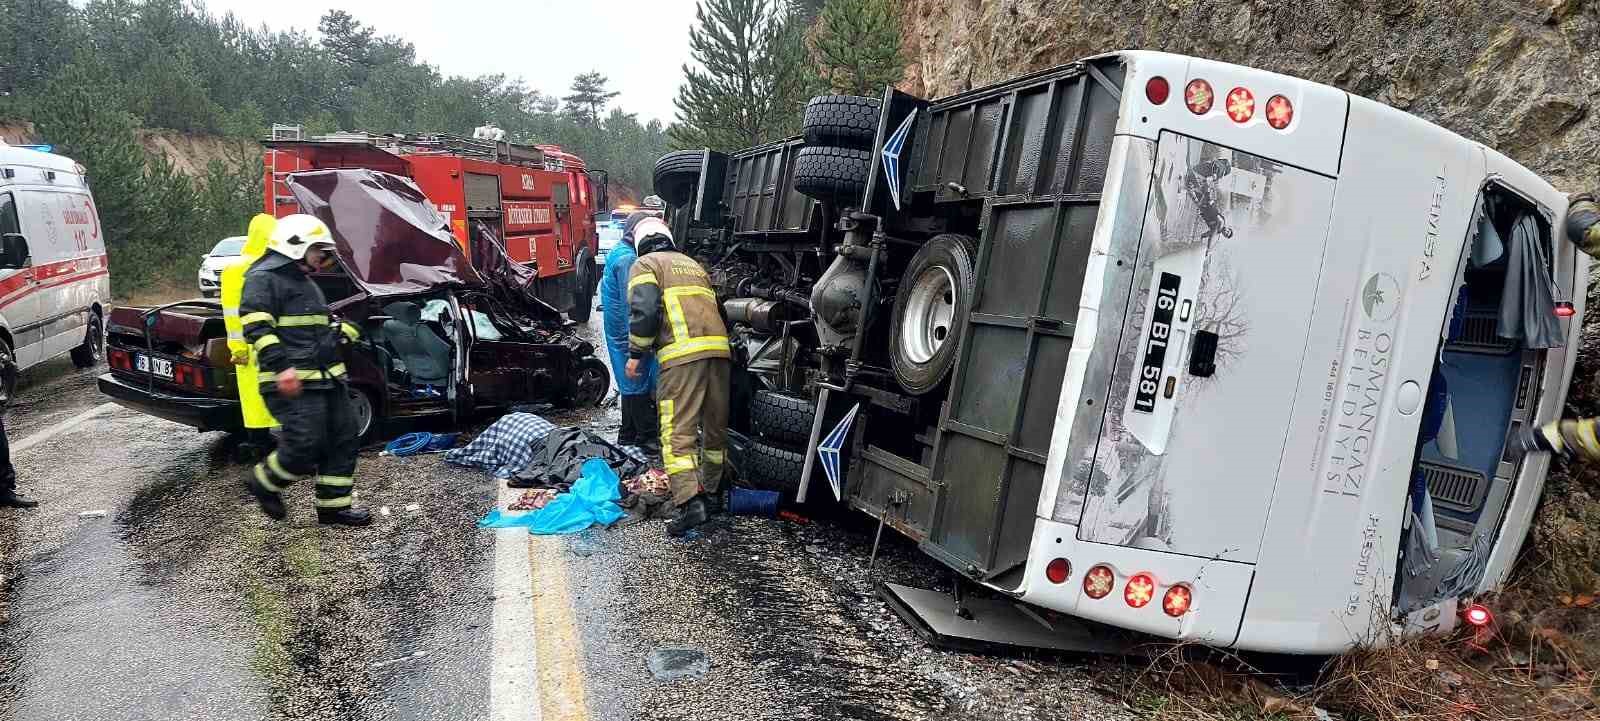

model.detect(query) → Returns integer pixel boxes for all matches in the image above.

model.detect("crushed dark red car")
[98,169,609,441]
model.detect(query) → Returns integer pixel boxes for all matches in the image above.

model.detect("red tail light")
[1083,565,1115,599]
[1184,79,1214,115]
[1145,76,1171,105]
[1463,603,1493,627]
[1125,573,1156,608]
[1163,585,1193,617]
[1265,94,1293,129]
[1555,302,1576,318]
[1046,558,1072,584]
[1225,87,1255,123]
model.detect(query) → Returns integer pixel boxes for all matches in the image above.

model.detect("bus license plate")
[135,353,175,380]
[1132,272,1181,414]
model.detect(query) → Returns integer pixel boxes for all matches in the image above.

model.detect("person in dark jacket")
[602,211,659,456]
[626,219,732,536]
[0,413,33,508]
[241,214,371,527]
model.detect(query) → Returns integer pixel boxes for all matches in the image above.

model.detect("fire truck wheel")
[890,233,978,395]
[794,146,870,204]
[568,255,594,323]
[741,437,807,493]
[654,150,706,208]
[803,95,882,150]
[749,389,816,447]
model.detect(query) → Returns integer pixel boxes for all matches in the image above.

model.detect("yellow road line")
[529,536,590,720]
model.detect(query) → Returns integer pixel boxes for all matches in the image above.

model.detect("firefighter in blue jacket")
[601,212,660,456]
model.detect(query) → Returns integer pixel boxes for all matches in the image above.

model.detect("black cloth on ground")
[508,427,645,491]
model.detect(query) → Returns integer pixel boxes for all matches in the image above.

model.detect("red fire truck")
[262,129,607,321]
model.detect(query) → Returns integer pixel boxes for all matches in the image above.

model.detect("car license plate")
[135,353,175,380]
[1132,272,1181,414]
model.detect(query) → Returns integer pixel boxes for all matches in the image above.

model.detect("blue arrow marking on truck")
[817,402,861,502]
[881,110,917,212]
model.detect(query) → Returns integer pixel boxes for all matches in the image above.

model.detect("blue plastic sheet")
[476,458,624,535]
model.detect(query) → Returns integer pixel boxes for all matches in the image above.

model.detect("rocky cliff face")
[897,0,1599,191]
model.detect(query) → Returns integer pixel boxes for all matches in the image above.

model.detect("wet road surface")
[0,318,1133,721]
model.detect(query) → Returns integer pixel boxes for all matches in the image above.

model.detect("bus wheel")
[890,234,977,395]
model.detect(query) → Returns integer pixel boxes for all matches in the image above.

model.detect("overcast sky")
[197,0,701,125]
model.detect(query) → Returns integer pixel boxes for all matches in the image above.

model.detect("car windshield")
[210,237,245,256]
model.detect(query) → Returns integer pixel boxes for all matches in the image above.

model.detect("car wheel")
[749,389,816,447]
[70,310,104,369]
[568,356,610,408]
[890,234,978,395]
[654,149,707,208]
[803,95,882,150]
[347,385,379,442]
[794,146,870,204]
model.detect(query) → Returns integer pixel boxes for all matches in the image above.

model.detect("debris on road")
[509,488,558,511]
[369,650,429,669]
[646,645,711,682]
[77,510,107,518]
[478,458,624,535]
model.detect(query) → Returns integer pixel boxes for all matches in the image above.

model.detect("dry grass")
[117,280,199,308]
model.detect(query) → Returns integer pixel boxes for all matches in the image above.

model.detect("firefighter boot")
[317,507,373,527]
[0,490,38,509]
[246,473,287,521]
[666,496,710,538]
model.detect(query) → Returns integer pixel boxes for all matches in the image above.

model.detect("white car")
[0,141,113,389]
[197,236,245,297]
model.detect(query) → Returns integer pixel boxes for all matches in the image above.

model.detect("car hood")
[286,169,562,323]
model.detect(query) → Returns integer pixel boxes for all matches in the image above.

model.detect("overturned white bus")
[654,51,1585,654]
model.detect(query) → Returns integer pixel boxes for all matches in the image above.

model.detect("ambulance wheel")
[71,310,104,369]
[890,234,977,395]
[654,150,706,208]
[742,438,806,493]
[0,338,16,408]
[803,95,882,149]
[749,390,816,447]
[794,146,870,204]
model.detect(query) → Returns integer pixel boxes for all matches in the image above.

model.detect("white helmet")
[267,214,335,261]
[631,217,674,255]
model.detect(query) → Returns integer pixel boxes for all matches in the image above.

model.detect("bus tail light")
[1555,301,1576,318]
[1046,558,1071,584]
[1265,94,1293,129]
[1125,573,1156,608]
[1185,79,1214,115]
[1084,565,1115,599]
[1225,87,1255,123]
[1163,585,1193,617]
[1145,77,1170,105]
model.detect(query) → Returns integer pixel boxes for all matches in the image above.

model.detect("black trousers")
[0,415,14,494]
[253,387,360,510]
[618,393,660,453]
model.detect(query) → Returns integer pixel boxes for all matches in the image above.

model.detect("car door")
[461,295,563,406]
[0,192,41,367]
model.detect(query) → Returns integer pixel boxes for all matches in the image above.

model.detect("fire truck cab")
[262,128,607,321]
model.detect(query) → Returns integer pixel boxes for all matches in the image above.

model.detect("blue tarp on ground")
[477,458,624,535]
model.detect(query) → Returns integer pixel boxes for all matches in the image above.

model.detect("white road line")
[490,482,541,721]
[13,402,118,454]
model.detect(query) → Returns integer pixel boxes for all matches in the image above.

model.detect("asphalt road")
[0,317,1133,721]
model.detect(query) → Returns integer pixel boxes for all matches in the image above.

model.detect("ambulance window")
[0,194,17,236]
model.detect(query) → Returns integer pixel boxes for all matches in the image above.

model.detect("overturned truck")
[655,51,1588,654]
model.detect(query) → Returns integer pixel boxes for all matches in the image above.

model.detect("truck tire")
[890,234,978,395]
[750,389,816,447]
[653,150,705,208]
[742,437,807,493]
[803,95,881,150]
[568,252,594,323]
[794,146,870,203]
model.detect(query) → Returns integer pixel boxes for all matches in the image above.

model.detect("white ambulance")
[0,141,112,398]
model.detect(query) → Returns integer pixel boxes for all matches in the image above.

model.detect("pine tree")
[810,0,905,96]
[671,0,813,151]
[562,72,620,126]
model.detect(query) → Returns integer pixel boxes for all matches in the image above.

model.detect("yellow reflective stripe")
[278,314,330,327]
[340,322,360,341]
[222,308,241,321]
[314,495,353,508]
[629,334,655,348]
[704,450,725,464]
[658,335,732,363]
[317,475,354,488]
[241,312,276,326]
[663,286,717,301]
[628,271,658,291]
[659,399,696,474]
[227,329,245,343]
[257,363,349,384]
[1578,420,1600,458]
[253,334,281,351]
[254,464,287,493]
[267,451,298,481]
[664,295,691,343]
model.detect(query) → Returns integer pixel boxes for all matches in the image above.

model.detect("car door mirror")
[0,234,31,269]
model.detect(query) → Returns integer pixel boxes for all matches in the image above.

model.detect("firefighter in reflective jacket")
[624,218,731,536]
[241,214,371,527]
[222,214,279,441]
[1515,194,1600,460]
